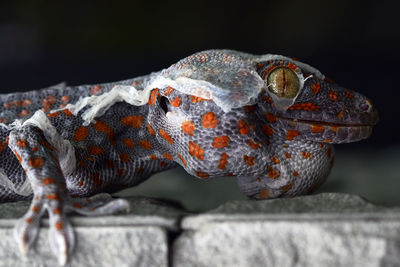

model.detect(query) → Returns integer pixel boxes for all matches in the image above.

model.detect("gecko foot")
[14,194,75,266]
[65,193,130,216]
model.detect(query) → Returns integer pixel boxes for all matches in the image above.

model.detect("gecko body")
[0,50,378,264]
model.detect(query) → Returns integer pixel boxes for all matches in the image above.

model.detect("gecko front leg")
[9,124,74,265]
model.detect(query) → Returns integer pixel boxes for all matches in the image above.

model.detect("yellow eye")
[267,67,300,98]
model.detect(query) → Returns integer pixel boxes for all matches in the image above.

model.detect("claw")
[48,215,75,266]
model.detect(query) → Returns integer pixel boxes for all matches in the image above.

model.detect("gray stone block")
[0,196,186,267]
[173,193,400,267]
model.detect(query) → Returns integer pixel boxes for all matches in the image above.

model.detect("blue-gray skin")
[0,50,378,264]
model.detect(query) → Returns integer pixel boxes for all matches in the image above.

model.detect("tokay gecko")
[0,50,378,264]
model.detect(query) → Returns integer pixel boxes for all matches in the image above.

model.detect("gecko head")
[256,59,379,144]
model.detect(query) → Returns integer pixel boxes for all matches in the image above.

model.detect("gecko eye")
[160,96,169,114]
[267,67,300,98]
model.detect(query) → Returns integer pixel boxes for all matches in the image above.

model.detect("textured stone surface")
[0,196,187,267]
[174,193,400,267]
[3,193,400,267]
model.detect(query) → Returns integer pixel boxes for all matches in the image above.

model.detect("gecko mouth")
[277,116,374,143]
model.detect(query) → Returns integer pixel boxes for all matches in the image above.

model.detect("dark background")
[0,0,399,209]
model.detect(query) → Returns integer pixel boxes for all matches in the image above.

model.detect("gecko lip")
[279,116,376,128]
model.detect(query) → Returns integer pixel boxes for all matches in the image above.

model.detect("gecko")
[0,50,378,264]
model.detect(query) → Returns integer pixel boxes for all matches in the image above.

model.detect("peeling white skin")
[22,110,76,177]
[55,51,326,126]
[0,168,32,196]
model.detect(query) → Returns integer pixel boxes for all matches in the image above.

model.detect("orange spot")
[123,138,134,148]
[262,124,274,136]
[45,194,61,201]
[258,189,270,199]
[61,95,70,103]
[311,125,325,133]
[265,112,277,123]
[170,97,181,107]
[288,102,319,111]
[286,130,300,141]
[287,62,297,70]
[148,89,160,105]
[48,111,60,118]
[218,153,229,170]
[150,154,157,160]
[92,173,102,185]
[105,159,114,169]
[293,171,299,177]
[120,115,143,129]
[285,152,291,158]
[281,183,293,193]
[17,139,28,148]
[181,120,195,136]
[26,218,33,224]
[32,146,38,152]
[55,221,64,231]
[147,123,156,136]
[14,149,22,163]
[196,171,209,179]
[301,151,312,159]
[244,105,256,113]
[190,95,211,103]
[188,141,204,160]
[23,99,32,106]
[41,95,56,112]
[93,120,116,145]
[39,139,55,151]
[267,166,280,179]
[201,112,218,128]
[312,83,321,94]
[330,126,339,132]
[90,85,103,95]
[74,126,89,141]
[323,139,333,143]
[159,129,174,144]
[248,139,261,149]
[42,178,56,185]
[73,203,83,209]
[32,205,39,212]
[18,110,30,117]
[62,109,73,116]
[238,120,250,135]
[212,136,230,148]
[164,86,174,95]
[117,169,124,176]
[337,111,344,119]
[329,91,338,101]
[320,143,324,148]
[178,153,187,167]
[271,156,280,164]
[53,207,61,214]
[243,155,255,166]
[164,152,173,161]
[120,153,130,162]
[345,91,354,99]
[139,140,152,149]
[29,157,44,168]
[88,146,105,155]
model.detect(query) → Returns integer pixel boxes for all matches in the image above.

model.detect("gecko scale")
[0,50,378,264]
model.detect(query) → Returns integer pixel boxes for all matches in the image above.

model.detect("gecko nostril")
[160,96,169,114]
[359,99,373,112]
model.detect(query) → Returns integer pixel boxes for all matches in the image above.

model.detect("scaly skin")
[0,50,378,264]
